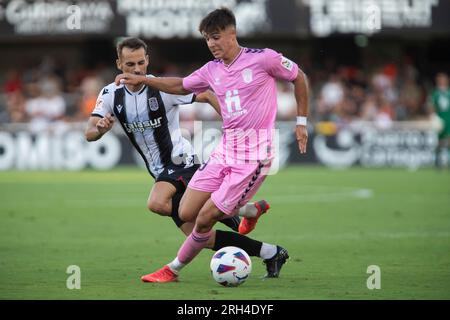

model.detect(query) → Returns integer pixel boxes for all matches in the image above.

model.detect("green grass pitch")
[0,166,449,299]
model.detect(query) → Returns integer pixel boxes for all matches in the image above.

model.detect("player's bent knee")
[179,205,197,223]
[195,215,212,232]
[196,206,220,231]
[147,200,170,216]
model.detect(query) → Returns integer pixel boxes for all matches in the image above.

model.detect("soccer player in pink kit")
[115,7,309,283]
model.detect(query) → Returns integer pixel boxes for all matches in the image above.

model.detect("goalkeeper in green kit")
[429,72,450,168]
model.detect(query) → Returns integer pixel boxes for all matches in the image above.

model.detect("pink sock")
[177,229,213,264]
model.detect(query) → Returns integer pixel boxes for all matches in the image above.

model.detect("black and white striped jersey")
[91,75,196,178]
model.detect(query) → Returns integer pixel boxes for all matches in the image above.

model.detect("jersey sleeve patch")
[281,56,294,71]
[96,98,104,109]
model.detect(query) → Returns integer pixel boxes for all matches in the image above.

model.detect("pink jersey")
[183,47,298,161]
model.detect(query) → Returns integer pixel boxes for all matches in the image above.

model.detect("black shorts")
[155,164,200,194]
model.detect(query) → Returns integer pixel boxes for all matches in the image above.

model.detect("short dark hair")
[199,7,236,34]
[116,37,148,58]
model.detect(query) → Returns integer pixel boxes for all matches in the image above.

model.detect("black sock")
[218,215,241,232]
[212,230,262,257]
[170,192,185,228]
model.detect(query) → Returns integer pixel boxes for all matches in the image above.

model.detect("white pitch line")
[267,188,374,203]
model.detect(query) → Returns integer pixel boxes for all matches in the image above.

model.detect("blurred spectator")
[178,103,197,134]
[371,67,397,104]
[1,91,27,123]
[317,74,344,120]
[161,63,182,77]
[276,81,297,120]
[194,102,221,121]
[374,99,395,129]
[179,101,221,134]
[335,96,358,124]
[3,70,23,94]
[25,76,66,132]
[399,76,425,120]
[94,62,117,84]
[1,69,27,123]
[74,75,105,121]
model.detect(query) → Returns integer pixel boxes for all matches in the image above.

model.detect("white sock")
[260,243,277,259]
[167,257,185,274]
[238,202,258,218]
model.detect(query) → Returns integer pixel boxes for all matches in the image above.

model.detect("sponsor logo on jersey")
[102,88,109,95]
[242,68,253,83]
[168,169,174,175]
[123,117,162,133]
[149,97,159,111]
[224,89,247,118]
[116,104,123,113]
[281,56,293,71]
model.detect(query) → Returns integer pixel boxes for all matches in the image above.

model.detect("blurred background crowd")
[0,0,448,171]
[1,0,449,134]
[0,49,442,130]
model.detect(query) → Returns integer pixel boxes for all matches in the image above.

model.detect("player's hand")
[115,73,145,86]
[295,125,308,154]
[96,113,115,134]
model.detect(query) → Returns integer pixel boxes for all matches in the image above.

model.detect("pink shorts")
[188,153,271,216]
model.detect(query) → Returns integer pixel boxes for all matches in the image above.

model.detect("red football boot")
[141,265,178,283]
[238,200,270,235]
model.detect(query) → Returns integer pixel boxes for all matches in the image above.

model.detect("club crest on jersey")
[242,68,253,83]
[148,97,159,111]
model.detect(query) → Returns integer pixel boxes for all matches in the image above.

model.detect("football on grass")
[210,246,252,287]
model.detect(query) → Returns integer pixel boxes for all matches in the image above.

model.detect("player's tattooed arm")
[195,90,222,117]
[85,113,115,142]
[115,73,191,95]
[293,69,309,154]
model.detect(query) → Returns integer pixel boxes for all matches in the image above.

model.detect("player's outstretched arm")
[115,73,191,95]
[85,113,115,142]
[293,69,310,154]
[195,90,222,117]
